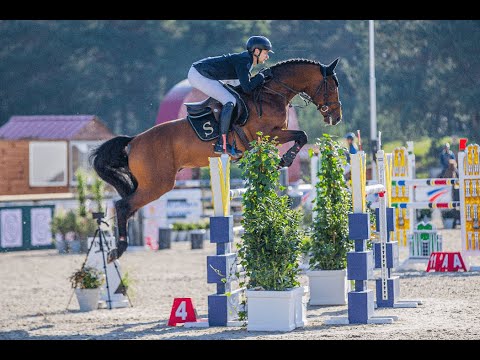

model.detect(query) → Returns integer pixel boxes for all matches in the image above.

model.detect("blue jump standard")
[207,216,242,326]
[374,208,423,309]
[325,211,398,325]
[325,206,422,325]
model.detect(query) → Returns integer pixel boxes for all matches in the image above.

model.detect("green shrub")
[237,133,303,291]
[306,134,353,270]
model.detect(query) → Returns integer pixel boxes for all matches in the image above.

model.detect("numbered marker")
[167,298,197,326]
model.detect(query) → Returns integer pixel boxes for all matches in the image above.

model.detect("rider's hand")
[260,68,273,80]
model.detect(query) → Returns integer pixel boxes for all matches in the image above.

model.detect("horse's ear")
[328,58,340,72]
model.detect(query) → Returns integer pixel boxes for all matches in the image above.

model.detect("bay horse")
[90,58,343,262]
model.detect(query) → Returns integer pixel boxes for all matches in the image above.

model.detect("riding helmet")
[246,36,274,53]
[345,132,356,139]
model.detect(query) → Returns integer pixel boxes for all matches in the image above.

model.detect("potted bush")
[304,134,353,305]
[238,133,306,332]
[172,222,188,242]
[75,170,104,252]
[69,266,105,311]
[50,171,104,254]
[51,210,75,254]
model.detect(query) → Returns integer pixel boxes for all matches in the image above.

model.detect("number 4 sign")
[426,252,467,272]
[168,298,197,326]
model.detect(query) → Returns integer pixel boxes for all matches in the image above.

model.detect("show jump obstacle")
[326,133,420,325]
[390,141,480,263]
[206,154,244,326]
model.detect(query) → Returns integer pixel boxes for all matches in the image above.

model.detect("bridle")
[263,65,342,122]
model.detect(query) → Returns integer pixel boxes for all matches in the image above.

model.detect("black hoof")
[107,240,128,263]
[107,249,119,264]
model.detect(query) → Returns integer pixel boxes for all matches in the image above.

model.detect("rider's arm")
[235,62,265,94]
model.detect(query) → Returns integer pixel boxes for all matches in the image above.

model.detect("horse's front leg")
[269,129,308,168]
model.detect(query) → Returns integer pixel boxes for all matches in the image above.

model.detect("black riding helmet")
[246,36,274,54]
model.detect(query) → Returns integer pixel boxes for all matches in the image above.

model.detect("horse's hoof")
[108,240,128,263]
[107,249,119,263]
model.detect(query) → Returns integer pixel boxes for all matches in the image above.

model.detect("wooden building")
[0,115,114,196]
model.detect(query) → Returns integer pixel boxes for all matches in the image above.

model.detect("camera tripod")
[66,212,133,311]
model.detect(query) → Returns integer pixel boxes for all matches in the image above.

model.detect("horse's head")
[311,58,342,126]
[267,58,343,126]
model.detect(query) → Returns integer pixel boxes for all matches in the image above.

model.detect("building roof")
[0,115,105,140]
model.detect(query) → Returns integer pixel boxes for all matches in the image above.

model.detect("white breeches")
[187,66,236,106]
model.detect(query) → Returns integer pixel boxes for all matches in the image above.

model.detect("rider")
[187,35,274,159]
[344,132,358,163]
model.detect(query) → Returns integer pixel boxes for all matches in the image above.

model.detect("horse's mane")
[270,58,337,83]
[270,58,325,70]
[231,58,336,95]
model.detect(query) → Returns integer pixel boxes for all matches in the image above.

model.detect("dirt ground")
[1,211,480,340]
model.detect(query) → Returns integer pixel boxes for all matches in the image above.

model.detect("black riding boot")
[213,102,242,159]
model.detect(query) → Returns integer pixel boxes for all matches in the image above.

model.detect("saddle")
[185,84,249,141]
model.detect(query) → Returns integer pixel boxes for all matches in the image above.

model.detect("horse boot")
[213,102,242,159]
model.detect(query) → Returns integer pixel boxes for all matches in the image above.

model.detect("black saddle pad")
[187,109,219,141]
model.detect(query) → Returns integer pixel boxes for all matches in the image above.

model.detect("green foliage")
[237,133,303,291]
[383,140,405,154]
[69,266,104,289]
[91,174,105,213]
[75,216,97,239]
[117,271,134,296]
[306,134,353,270]
[76,169,88,217]
[51,170,105,240]
[412,137,432,158]
[172,222,188,231]
[51,209,96,240]
[51,210,77,237]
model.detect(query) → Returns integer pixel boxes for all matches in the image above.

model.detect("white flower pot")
[75,288,101,312]
[246,286,306,332]
[306,269,348,305]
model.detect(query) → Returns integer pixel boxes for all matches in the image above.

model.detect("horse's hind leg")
[106,197,132,263]
[115,197,132,241]
[108,179,176,262]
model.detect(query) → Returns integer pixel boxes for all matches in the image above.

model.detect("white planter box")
[75,288,101,312]
[306,269,348,305]
[246,286,307,332]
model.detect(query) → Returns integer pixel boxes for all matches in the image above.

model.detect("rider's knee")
[223,96,236,107]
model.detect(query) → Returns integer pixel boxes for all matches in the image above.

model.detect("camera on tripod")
[92,212,105,220]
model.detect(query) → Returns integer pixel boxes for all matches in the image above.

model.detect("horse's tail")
[89,136,138,199]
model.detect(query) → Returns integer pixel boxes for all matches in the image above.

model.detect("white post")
[350,152,365,213]
[369,20,378,181]
[376,149,389,301]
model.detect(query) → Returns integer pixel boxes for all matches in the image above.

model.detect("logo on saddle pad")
[185,85,248,142]
[187,109,220,141]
